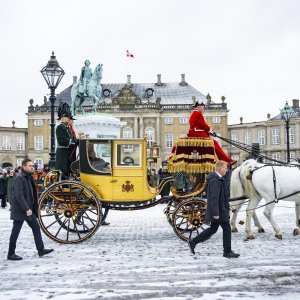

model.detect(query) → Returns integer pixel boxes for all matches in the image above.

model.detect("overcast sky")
[1,0,299,128]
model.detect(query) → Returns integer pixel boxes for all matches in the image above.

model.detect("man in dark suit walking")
[7,159,54,260]
[188,160,240,258]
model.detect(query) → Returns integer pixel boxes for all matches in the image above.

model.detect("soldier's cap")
[191,100,206,107]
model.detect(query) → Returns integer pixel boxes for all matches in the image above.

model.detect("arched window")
[123,127,133,139]
[145,127,155,148]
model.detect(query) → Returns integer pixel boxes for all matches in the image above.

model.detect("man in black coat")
[188,161,240,258]
[0,167,8,208]
[7,159,54,261]
[55,103,78,178]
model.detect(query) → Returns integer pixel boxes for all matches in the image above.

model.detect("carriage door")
[112,142,143,201]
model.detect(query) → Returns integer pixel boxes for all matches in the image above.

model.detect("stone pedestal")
[73,113,125,138]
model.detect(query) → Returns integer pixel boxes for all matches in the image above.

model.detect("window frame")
[165,133,174,149]
[34,136,43,150]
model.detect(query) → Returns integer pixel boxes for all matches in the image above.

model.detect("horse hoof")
[258,228,265,233]
[231,228,238,233]
[247,235,254,240]
[293,228,300,236]
[275,234,282,240]
[239,220,245,225]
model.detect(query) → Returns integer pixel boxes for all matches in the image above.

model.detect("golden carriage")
[38,136,217,244]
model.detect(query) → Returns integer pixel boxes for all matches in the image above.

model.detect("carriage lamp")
[41,52,65,170]
[280,101,295,163]
[150,145,161,159]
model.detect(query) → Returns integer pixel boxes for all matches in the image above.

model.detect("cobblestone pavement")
[0,203,299,299]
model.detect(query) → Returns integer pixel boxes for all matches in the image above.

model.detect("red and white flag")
[126,50,135,58]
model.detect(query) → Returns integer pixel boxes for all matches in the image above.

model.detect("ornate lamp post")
[41,52,65,169]
[280,101,295,163]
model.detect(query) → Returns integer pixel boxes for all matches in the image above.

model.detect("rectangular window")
[272,153,281,162]
[288,127,294,144]
[165,134,173,148]
[164,117,173,125]
[257,131,265,146]
[271,129,280,145]
[116,143,141,167]
[244,132,252,145]
[179,133,187,138]
[34,158,43,169]
[179,117,188,124]
[34,120,43,127]
[231,133,239,141]
[34,136,43,150]
[2,136,10,150]
[17,136,25,150]
[212,116,221,124]
[16,159,23,167]
[289,152,295,160]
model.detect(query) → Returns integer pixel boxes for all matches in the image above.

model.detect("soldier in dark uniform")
[55,103,79,178]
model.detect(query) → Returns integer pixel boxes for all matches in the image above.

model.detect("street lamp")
[41,52,65,169]
[280,101,295,163]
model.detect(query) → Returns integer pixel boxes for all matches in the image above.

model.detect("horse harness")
[247,164,300,209]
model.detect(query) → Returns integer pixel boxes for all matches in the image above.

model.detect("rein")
[212,133,298,165]
[232,189,300,212]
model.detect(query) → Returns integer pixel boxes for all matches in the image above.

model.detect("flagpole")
[125,56,128,77]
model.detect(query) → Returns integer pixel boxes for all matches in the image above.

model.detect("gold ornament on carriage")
[122,181,134,192]
[191,150,199,160]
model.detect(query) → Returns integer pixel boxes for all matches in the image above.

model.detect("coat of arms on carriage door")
[191,150,199,160]
[122,181,134,192]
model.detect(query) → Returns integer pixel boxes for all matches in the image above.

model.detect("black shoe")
[101,221,110,226]
[187,239,195,254]
[38,248,54,257]
[7,253,22,261]
[223,250,240,258]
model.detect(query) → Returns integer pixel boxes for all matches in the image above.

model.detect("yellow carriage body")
[79,138,158,203]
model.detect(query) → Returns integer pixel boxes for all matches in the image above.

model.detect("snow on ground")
[0,201,299,300]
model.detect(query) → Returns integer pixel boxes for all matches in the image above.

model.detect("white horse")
[233,159,300,239]
[230,164,265,238]
[71,64,103,116]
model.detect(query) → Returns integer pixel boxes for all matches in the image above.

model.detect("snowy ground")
[0,201,299,300]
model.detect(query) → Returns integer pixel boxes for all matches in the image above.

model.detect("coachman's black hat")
[191,99,206,108]
[57,102,73,120]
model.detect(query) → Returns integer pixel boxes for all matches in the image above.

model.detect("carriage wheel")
[172,197,209,241]
[164,199,179,226]
[38,181,102,244]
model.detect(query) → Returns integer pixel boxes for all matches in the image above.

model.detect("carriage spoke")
[66,219,70,241]
[72,219,82,239]
[40,213,57,218]
[46,214,64,229]
[83,212,97,225]
[55,218,68,238]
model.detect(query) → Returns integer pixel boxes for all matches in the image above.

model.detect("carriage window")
[87,142,111,173]
[116,144,141,167]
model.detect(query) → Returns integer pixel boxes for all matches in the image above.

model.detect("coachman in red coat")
[187,101,234,164]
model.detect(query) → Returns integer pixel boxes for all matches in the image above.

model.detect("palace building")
[25,73,230,168]
[2,75,300,168]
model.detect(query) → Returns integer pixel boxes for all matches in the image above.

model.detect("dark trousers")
[8,216,45,255]
[0,195,6,208]
[191,221,231,253]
